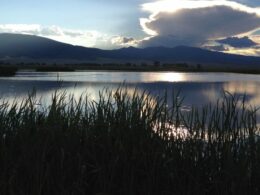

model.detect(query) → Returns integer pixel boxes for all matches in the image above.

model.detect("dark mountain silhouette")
[0,33,260,68]
[0,33,105,60]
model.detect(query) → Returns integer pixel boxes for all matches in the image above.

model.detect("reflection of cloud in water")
[0,77,259,110]
[223,81,260,106]
[131,82,226,107]
[0,80,157,108]
[223,81,258,94]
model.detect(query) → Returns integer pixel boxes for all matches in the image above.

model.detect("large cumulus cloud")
[139,0,260,48]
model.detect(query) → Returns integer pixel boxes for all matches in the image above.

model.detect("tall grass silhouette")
[0,87,259,194]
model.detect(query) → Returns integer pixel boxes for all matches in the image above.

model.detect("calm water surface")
[0,71,259,109]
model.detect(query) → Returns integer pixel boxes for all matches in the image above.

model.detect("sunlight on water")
[157,72,186,82]
[0,71,259,110]
[1,71,259,83]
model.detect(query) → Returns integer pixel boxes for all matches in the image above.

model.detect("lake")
[0,71,259,110]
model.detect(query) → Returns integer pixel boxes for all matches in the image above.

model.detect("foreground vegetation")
[0,88,259,194]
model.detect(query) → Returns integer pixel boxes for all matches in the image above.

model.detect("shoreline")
[0,64,260,76]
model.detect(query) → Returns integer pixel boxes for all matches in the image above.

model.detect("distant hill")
[0,33,260,69]
[0,33,105,60]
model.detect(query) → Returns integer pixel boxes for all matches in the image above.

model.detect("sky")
[1,0,260,55]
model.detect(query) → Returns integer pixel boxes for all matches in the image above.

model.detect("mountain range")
[0,33,260,69]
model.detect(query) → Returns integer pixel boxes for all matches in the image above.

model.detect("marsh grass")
[0,88,259,195]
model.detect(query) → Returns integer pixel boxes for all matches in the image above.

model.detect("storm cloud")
[139,0,260,48]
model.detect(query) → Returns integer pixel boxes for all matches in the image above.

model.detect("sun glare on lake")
[160,72,186,82]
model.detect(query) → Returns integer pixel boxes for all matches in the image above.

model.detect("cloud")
[250,34,260,44]
[63,30,85,38]
[216,36,257,48]
[225,46,260,56]
[205,44,229,52]
[0,24,101,46]
[204,35,260,55]
[0,24,65,36]
[0,24,133,49]
[139,0,260,48]
[111,36,138,47]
